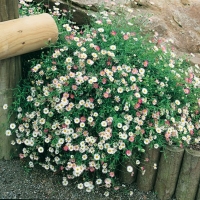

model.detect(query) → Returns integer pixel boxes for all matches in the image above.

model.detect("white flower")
[96,178,102,185]
[117,123,122,128]
[77,183,84,189]
[39,118,46,125]
[80,122,85,127]
[3,104,8,110]
[74,118,80,124]
[144,138,150,145]
[136,160,140,165]
[117,87,124,93]
[82,154,88,160]
[62,179,69,186]
[104,191,109,197]
[101,121,107,127]
[38,147,44,153]
[10,123,16,130]
[98,28,104,32]
[94,154,100,160]
[154,144,159,149]
[127,165,133,173]
[65,57,72,63]
[110,45,116,50]
[142,88,148,94]
[87,116,93,122]
[130,76,136,82]
[175,100,180,105]
[5,130,11,136]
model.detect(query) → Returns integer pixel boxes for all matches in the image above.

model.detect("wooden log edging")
[0,13,58,60]
[154,146,184,200]
[175,148,200,200]
[137,146,160,192]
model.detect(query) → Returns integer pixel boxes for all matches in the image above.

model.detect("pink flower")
[70,94,74,99]
[109,172,115,177]
[111,31,116,36]
[63,145,69,151]
[100,70,105,76]
[93,83,99,88]
[90,167,95,172]
[126,150,132,156]
[184,88,190,94]
[19,153,24,159]
[60,166,64,171]
[189,73,194,79]
[89,97,94,102]
[80,116,86,122]
[72,85,77,90]
[102,78,107,84]
[44,129,48,133]
[185,77,192,83]
[123,34,129,40]
[129,136,135,142]
[112,66,117,72]
[103,92,110,98]
[95,45,100,51]
[138,98,142,104]
[143,60,148,67]
[132,68,138,74]
[134,103,141,109]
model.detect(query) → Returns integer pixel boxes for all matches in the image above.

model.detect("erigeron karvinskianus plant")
[4,0,200,194]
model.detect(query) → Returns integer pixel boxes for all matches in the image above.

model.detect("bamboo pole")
[0,0,21,160]
[0,13,58,60]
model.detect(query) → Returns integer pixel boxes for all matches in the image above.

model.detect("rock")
[34,0,200,64]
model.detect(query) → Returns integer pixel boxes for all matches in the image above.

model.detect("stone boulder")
[34,0,200,64]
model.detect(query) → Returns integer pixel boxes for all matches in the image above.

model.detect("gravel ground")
[0,158,160,200]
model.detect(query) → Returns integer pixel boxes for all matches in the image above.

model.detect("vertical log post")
[154,146,184,200]
[0,0,21,159]
[175,148,200,200]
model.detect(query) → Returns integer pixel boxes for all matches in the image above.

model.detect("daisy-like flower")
[62,179,69,186]
[5,130,11,136]
[104,191,109,197]
[144,138,150,144]
[27,96,33,102]
[87,59,94,65]
[77,183,84,189]
[101,121,107,127]
[110,45,116,50]
[94,153,100,160]
[117,87,124,93]
[39,118,46,125]
[38,147,44,153]
[3,104,8,110]
[127,165,133,173]
[82,154,88,160]
[98,28,104,32]
[10,123,16,130]
[88,116,94,122]
[96,178,102,185]
[142,88,148,94]
[65,57,72,63]
[175,100,180,105]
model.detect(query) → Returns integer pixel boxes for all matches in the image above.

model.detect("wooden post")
[0,0,21,160]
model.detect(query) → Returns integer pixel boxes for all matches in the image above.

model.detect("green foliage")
[3,0,200,194]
